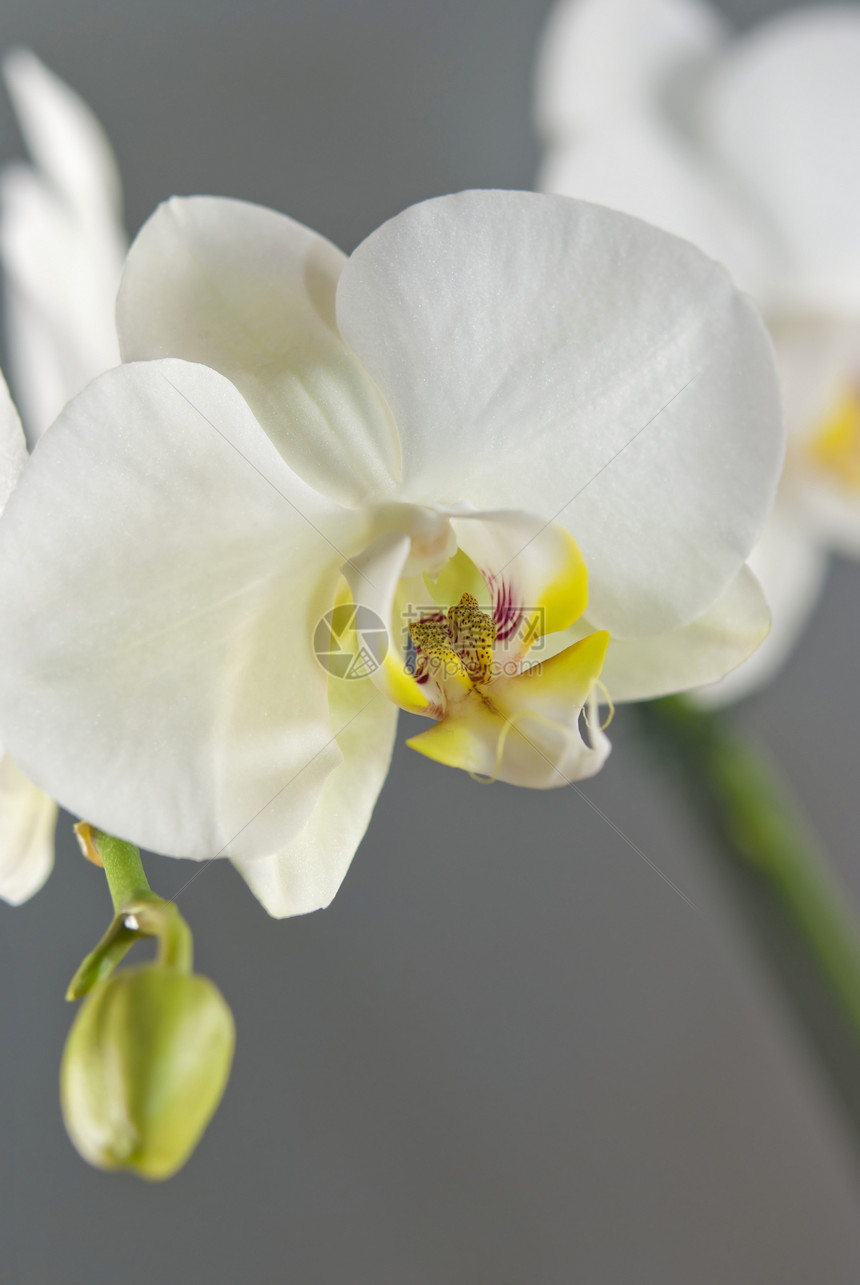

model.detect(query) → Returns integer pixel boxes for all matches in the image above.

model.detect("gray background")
[2,0,860,1281]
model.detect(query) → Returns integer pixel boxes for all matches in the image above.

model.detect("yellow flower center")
[409,592,498,687]
[807,390,860,490]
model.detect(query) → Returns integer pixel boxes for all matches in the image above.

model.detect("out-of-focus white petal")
[0,165,123,439]
[694,504,828,706]
[0,359,363,861]
[535,0,725,138]
[797,478,860,561]
[3,49,122,231]
[337,191,783,637]
[0,750,57,904]
[701,6,860,313]
[117,196,399,506]
[1,54,126,442]
[407,630,610,787]
[233,676,397,917]
[539,119,771,296]
[2,277,78,442]
[770,316,860,440]
[0,366,26,509]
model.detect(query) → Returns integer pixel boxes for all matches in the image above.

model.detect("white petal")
[797,476,860,561]
[584,563,771,703]
[700,7,860,312]
[0,750,56,904]
[337,191,784,635]
[694,504,827,706]
[0,358,364,860]
[539,119,771,297]
[3,50,122,232]
[535,0,725,138]
[770,317,860,441]
[0,367,26,511]
[0,165,123,440]
[2,277,79,443]
[1,54,125,442]
[0,750,57,904]
[233,676,397,917]
[117,196,399,506]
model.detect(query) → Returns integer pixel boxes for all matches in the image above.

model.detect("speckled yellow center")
[410,592,497,686]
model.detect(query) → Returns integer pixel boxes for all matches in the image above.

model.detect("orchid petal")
[233,675,397,917]
[0,367,26,510]
[582,563,771,703]
[3,50,122,233]
[407,629,610,787]
[771,317,860,442]
[694,510,826,706]
[797,478,860,561]
[535,0,725,138]
[1,53,125,442]
[0,750,57,904]
[0,165,123,440]
[117,196,399,506]
[337,191,783,635]
[0,369,56,906]
[701,7,860,312]
[539,120,771,297]
[0,358,361,860]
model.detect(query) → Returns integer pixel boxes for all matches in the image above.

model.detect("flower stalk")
[638,696,860,1131]
[68,825,192,998]
[76,822,151,910]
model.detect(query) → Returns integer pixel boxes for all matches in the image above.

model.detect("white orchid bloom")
[0,54,127,902]
[0,191,782,916]
[536,0,860,702]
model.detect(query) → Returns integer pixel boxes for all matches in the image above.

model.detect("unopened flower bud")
[61,964,234,1180]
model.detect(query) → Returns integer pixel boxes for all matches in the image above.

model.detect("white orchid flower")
[0,53,127,902]
[536,0,860,702]
[0,191,782,916]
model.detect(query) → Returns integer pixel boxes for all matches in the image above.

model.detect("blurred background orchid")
[537,0,860,701]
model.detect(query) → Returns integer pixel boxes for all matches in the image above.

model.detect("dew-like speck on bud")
[60,965,235,1180]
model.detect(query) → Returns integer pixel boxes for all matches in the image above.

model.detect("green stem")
[67,828,193,999]
[94,830,151,913]
[639,695,860,1045]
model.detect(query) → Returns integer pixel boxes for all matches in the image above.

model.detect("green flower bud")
[61,964,235,1180]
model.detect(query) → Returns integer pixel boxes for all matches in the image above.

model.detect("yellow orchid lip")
[407,628,611,787]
